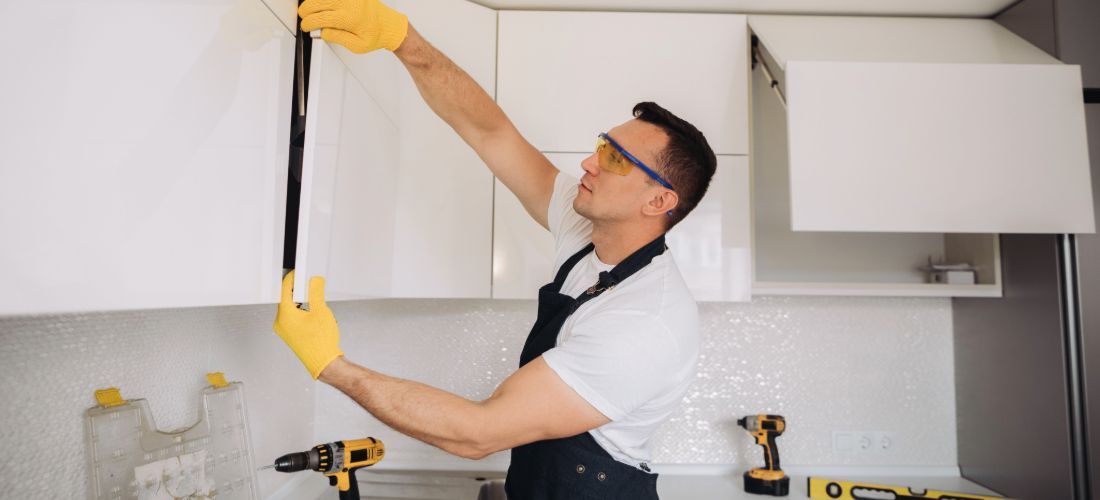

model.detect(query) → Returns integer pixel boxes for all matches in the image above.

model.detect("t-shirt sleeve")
[547,172,593,269]
[541,311,678,421]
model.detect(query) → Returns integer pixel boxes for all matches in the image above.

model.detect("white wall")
[0,296,955,498]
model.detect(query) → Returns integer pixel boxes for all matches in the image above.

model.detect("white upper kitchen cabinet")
[493,155,751,302]
[292,39,400,304]
[0,0,294,315]
[299,0,497,299]
[749,15,1095,235]
[492,154,585,299]
[497,11,749,156]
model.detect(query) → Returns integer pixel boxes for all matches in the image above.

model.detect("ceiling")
[467,0,1020,18]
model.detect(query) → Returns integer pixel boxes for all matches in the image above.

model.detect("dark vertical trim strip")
[1060,234,1091,500]
[283,4,313,271]
[1085,89,1100,104]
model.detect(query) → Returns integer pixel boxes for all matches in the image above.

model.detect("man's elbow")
[449,424,507,460]
[448,437,496,461]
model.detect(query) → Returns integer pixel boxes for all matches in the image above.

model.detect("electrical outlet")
[875,431,895,453]
[833,431,896,454]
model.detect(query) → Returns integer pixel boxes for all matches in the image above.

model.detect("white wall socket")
[832,431,896,454]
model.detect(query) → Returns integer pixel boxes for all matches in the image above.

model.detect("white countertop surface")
[269,464,1005,500]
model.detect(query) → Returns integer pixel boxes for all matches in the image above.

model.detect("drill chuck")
[274,443,335,473]
[273,450,317,473]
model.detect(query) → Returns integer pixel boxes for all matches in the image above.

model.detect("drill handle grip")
[336,467,360,500]
[761,433,781,471]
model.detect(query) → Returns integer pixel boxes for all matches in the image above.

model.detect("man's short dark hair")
[632,102,717,230]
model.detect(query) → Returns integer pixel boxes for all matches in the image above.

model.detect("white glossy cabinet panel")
[492,154,587,299]
[748,16,1061,66]
[0,0,294,314]
[492,155,751,302]
[749,15,1095,235]
[784,61,1094,234]
[473,0,1017,18]
[257,0,298,35]
[666,156,752,302]
[497,11,749,155]
[314,0,497,298]
[293,41,400,304]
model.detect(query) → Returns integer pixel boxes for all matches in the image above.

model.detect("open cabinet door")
[292,39,399,304]
[750,15,1095,235]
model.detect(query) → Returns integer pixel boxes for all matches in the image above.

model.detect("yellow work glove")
[299,0,409,54]
[273,271,344,379]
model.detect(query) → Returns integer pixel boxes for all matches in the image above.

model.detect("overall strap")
[574,235,667,309]
[551,242,596,289]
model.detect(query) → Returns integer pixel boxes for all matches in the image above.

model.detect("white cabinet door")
[750,15,1096,234]
[783,61,1094,234]
[293,40,400,303]
[492,155,751,302]
[492,154,586,299]
[315,0,497,298]
[0,0,294,315]
[498,11,749,156]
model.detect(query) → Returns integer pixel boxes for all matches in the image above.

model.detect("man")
[273,1,718,497]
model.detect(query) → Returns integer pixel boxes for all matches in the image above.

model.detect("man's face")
[574,119,669,224]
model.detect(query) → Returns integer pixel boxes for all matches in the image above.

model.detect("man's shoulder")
[581,260,699,335]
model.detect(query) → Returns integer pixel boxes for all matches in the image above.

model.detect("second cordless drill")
[738,414,789,496]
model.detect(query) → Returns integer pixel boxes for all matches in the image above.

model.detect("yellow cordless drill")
[264,438,385,500]
[738,414,790,496]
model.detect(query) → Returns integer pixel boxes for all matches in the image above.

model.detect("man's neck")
[590,222,664,266]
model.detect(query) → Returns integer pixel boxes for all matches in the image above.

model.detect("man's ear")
[642,189,679,217]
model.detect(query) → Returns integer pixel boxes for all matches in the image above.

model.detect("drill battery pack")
[745,468,790,496]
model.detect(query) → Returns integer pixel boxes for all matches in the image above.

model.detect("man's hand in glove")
[299,0,409,54]
[273,271,344,379]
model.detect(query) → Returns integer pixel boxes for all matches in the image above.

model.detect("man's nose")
[580,153,600,175]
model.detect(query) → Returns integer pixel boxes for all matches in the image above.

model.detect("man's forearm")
[319,357,492,459]
[394,25,513,150]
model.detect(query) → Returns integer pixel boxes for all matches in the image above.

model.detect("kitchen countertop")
[270,464,1006,499]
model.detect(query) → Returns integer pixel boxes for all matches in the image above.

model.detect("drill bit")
[257,464,275,471]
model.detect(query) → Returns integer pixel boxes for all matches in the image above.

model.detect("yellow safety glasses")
[595,133,675,191]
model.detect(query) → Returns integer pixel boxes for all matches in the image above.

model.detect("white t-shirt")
[539,172,700,471]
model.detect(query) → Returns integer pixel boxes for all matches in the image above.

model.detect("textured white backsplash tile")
[0,305,316,500]
[0,295,954,499]
[316,296,956,470]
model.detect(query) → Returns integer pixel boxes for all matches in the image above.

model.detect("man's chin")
[572,200,593,221]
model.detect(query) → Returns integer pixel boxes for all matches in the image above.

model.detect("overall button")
[597,472,607,482]
[575,465,586,474]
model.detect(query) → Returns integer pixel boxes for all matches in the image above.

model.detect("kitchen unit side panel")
[497,11,749,156]
[0,0,294,314]
[1078,104,1100,497]
[1055,0,1100,88]
[953,235,1073,499]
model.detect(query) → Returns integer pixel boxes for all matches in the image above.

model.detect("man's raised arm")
[299,0,558,228]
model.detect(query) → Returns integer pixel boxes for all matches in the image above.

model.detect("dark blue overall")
[504,235,666,500]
